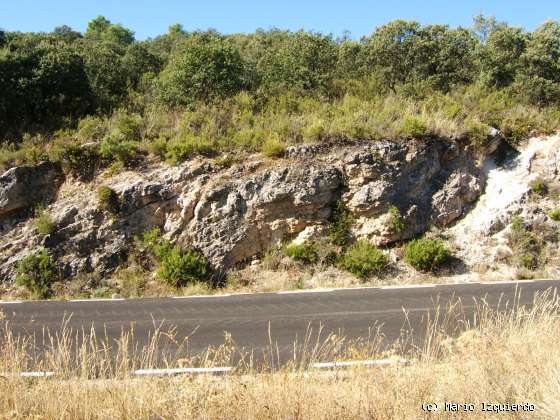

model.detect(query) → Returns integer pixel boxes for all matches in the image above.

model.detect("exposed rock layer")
[0,137,491,281]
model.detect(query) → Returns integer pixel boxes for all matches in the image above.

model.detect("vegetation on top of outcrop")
[404,238,452,272]
[15,249,58,298]
[2,15,560,172]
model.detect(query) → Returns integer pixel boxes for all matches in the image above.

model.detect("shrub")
[97,186,120,215]
[77,115,107,142]
[261,135,286,158]
[405,238,451,272]
[284,242,319,264]
[387,205,405,234]
[100,133,139,166]
[35,205,55,236]
[549,209,560,221]
[328,201,354,247]
[165,134,215,164]
[401,116,428,138]
[15,249,57,298]
[338,240,389,278]
[156,247,210,288]
[59,143,101,180]
[530,179,548,196]
[519,254,539,270]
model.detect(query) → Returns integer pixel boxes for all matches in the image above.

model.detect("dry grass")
[1,291,560,418]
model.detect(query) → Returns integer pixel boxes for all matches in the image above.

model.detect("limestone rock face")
[0,138,491,281]
[0,162,64,220]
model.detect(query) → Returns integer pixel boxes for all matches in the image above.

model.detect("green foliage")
[165,134,215,164]
[97,186,120,215]
[35,205,55,236]
[157,38,245,108]
[261,135,285,158]
[507,217,544,271]
[15,249,57,298]
[530,179,548,196]
[387,206,405,234]
[156,247,210,288]
[328,201,354,247]
[284,242,318,264]
[338,240,389,278]
[549,209,560,221]
[405,238,451,272]
[401,116,428,138]
[99,133,139,165]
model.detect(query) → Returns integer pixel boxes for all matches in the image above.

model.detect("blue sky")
[2,0,559,39]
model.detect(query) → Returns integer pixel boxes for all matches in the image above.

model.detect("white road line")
[134,367,232,376]
[69,298,126,302]
[380,284,437,290]
[312,359,408,369]
[277,289,335,294]
[0,300,23,304]
[480,280,536,285]
[172,294,232,299]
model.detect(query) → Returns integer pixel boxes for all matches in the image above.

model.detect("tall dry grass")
[1,292,559,419]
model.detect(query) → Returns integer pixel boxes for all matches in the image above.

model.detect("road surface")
[1,280,558,365]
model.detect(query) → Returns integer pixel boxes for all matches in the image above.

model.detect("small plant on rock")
[530,179,548,196]
[549,209,560,221]
[15,249,58,298]
[97,186,120,216]
[328,200,354,247]
[261,135,285,158]
[35,205,55,236]
[387,205,405,234]
[338,240,388,278]
[405,238,451,272]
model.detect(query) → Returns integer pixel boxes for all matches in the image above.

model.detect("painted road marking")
[134,367,232,376]
[312,359,408,369]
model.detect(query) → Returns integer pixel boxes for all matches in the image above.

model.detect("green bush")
[100,133,139,166]
[284,242,318,264]
[35,205,55,236]
[405,238,451,272]
[549,209,560,221]
[57,142,100,180]
[387,205,405,234]
[328,201,354,247]
[97,186,120,215]
[530,179,548,196]
[401,116,428,138]
[338,240,389,278]
[518,253,539,270]
[76,115,107,142]
[165,134,215,164]
[15,249,57,298]
[156,247,210,288]
[261,135,286,158]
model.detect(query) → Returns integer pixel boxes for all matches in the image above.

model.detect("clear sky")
[2,0,559,39]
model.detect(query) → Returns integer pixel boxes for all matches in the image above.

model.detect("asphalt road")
[1,280,558,366]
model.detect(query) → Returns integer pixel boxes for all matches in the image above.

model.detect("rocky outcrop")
[0,137,491,281]
[0,162,64,221]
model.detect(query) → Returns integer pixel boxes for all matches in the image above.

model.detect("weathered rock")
[0,162,64,220]
[0,137,490,281]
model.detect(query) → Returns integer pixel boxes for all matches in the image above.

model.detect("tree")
[478,25,526,88]
[366,20,421,92]
[256,31,337,93]
[517,20,560,103]
[85,16,135,46]
[53,25,82,43]
[156,37,245,107]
